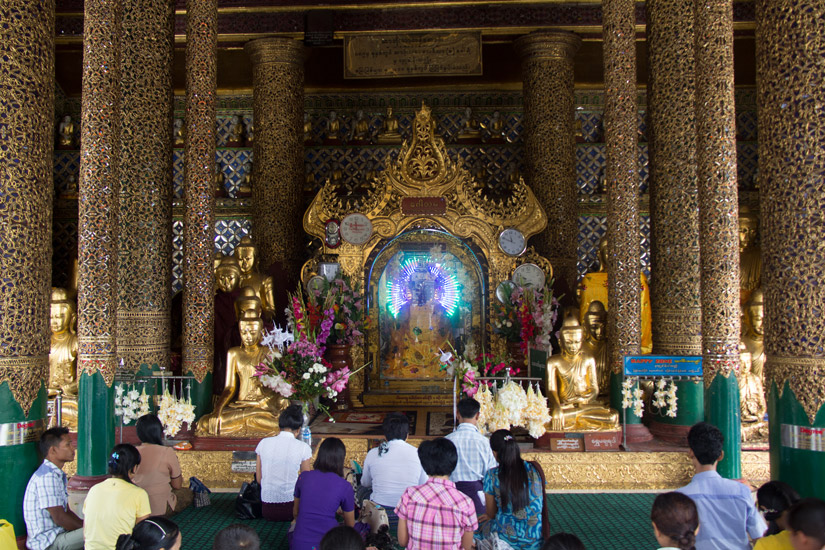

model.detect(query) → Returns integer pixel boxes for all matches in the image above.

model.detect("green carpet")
[175,492,659,549]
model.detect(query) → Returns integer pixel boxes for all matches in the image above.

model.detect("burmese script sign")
[344,32,482,79]
[401,197,447,216]
[623,355,703,377]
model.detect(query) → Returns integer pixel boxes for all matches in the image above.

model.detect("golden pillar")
[757,0,825,495]
[515,31,581,291]
[695,0,741,478]
[117,0,174,373]
[182,0,217,413]
[245,38,305,272]
[647,0,702,356]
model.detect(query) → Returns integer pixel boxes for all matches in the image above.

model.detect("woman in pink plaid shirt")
[396,438,478,550]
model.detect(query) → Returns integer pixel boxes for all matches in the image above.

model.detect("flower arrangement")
[438,344,516,397]
[114,384,150,425]
[305,274,369,347]
[621,377,645,417]
[491,283,559,354]
[475,380,551,439]
[652,378,678,418]
[157,390,196,438]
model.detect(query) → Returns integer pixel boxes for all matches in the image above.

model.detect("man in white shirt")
[445,397,497,517]
[361,412,427,530]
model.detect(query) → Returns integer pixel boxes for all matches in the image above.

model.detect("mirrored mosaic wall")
[52,89,758,292]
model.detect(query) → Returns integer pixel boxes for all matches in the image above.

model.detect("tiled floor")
[175,492,658,549]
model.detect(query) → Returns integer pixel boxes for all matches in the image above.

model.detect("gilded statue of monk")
[583,301,609,401]
[196,310,284,436]
[376,107,401,144]
[738,342,766,424]
[456,107,481,141]
[742,289,765,381]
[545,314,619,432]
[739,208,762,306]
[234,237,276,321]
[49,288,78,430]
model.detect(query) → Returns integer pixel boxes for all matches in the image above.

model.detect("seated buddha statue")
[742,288,764,380]
[738,342,766,424]
[49,288,78,430]
[214,162,226,198]
[480,110,504,143]
[739,207,762,306]
[456,107,481,142]
[196,310,284,436]
[582,301,609,400]
[173,118,184,148]
[545,314,619,431]
[376,107,402,144]
[244,117,254,146]
[236,161,253,198]
[234,237,276,321]
[304,112,314,144]
[350,110,371,143]
[579,236,652,353]
[226,115,244,147]
[57,116,76,150]
[324,111,341,144]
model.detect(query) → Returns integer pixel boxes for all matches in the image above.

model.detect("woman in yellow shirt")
[754,481,801,550]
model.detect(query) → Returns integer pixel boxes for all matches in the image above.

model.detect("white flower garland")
[621,377,645,417]
[157,390,196,438]
[475,381,551,439]
[114,384,150,425]
[652,378,679,418]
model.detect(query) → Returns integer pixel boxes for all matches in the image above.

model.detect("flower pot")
[324,344,352,410]
[506,341,527,377]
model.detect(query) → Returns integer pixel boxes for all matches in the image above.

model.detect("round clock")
[512,263,546,290]
[340,213,373,245]
[498,228,526,257]
[495,280,517,303]
[306,274,327,294]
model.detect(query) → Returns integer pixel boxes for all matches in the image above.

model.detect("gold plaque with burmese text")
[344,32,482,79]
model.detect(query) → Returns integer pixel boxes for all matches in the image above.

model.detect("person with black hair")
[787,498,825,550]
[541,533,586,550]
[255,404,312,521]
[476,430,545,550]
[115,516,180,550]
[132,414,192,516]
[319,525,365,550]
[650,492,700,550]
[291,437,356,550]
[361,412,427,531]
[396,438,477,550]
[23,426,84,550]
[212,524,261,550]
[755,481,801,549]
[83,444,152,550]
[445,397,497,516]
[676,422,765,550]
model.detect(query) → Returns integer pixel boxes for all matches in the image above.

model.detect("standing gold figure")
[49,288,78,430]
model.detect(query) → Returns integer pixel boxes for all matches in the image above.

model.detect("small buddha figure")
[49,288,78,430]
[173,118,185,148]
[545,314,619,431]
[574,118,585,143]
[742,289,765,380]
[226,115,244,147]
[506,165,521,186]
[456,107,481,142]
[57,116,76,150]
[324,111,341,144]
[472,162,487,185]
[739,208,762,306]
[236,161,253,198]
[234,237,276,321]
[329,161,344,186]
[738,342,766,425]
[196,310,285,436]
[376,106,402,144]
[583,301,609,400]
[61,174,78,200]
[350,110,371,143]
[304,112,314,144]
[214,163,226,198]
[244,117,254,146]
[579,236,652,353]
[480,110,504,143]
[304,161,317,192]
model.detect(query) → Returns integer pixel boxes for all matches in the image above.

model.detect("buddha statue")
[233,237,276,321]
[738,342,766,425]
[739,208,762,306]
[304,161,317,192]
[49,288,78,430]
[545,314,619,431]
[61,174,78,200]
[365,161,378,183]
[196,310,285,436]
[456,107,481,142]
[214,162,226,198]
[376,106,402,144]
[244,117,254,146]
[350,110,371,143]
[173,118,184,148]
[324,111,341,144]
[742,289,764,380]
[579,236,652,353]
[480,110,504,143]
[304,112,314,144]
[216,256,241,294]
[226,115,244,147]
[213,252,226,276]
[583,301,609,400]
[236,161,253,198]
[57,115,76,150]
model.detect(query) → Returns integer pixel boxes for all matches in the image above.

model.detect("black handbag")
[235,476,263,519]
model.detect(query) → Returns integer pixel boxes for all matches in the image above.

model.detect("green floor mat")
[175,492,659,549]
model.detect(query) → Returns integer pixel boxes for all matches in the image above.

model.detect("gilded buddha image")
[49,288,78,429]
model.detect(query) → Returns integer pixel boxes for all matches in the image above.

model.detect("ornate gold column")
[0,0,54,533]
[515,31,581,291]
[182,0,217,414]
[757,0,825,497]
[245,38,305,272]
[76,0,122,477]
[695,0,741,478]
[647,0,701,357]
[117,0,174,374]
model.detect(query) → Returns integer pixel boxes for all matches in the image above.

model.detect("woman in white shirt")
[256,404,312,521]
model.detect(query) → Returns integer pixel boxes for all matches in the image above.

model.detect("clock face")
[340,213,373,245]
[307,275,326,294]
[495,280,517,303]
[512,263,546,290]
[498,228,526,257]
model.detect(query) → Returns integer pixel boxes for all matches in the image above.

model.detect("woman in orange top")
[132,415,193,516]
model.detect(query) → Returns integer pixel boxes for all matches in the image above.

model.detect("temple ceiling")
[54,0,756,96]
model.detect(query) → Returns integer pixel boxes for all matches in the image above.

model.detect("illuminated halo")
[387,256,460,318]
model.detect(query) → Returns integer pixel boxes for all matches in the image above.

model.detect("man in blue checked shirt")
[445,397,498,518]
[23,427,84,550]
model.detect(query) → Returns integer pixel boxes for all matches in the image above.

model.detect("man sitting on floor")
[445,397,497,518]
[677,422,766,550]
[23,427,84,550]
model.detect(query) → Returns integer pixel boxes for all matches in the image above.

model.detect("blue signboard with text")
[623,355,703,377]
